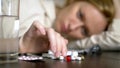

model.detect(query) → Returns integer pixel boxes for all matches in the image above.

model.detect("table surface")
[0,52,120,68]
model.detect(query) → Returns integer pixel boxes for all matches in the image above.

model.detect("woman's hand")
[19,21,68,57]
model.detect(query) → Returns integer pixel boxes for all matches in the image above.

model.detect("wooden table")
[0,52,120,68]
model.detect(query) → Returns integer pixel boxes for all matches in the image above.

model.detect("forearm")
[81,32,120,50]
[68,32,120,50]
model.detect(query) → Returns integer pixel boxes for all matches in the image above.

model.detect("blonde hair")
[65,0,115,24]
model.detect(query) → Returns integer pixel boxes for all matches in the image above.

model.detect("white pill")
[76,57,82,61]
[72,51,78,57]
[38,57,43,60]
[67,51,72,56]
[59,56,64,60]
[48,50,54,55]
[71,56,76,60]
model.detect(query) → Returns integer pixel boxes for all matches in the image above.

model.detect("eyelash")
[77,10,83,20]
[81,26,88,36]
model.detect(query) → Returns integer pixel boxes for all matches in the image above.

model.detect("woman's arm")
[19,0,68,57]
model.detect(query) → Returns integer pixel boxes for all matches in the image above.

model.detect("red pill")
[66,56,71,62]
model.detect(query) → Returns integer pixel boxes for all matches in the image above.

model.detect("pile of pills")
[42,50,84,61]
[18,45,101,61]
[18,50,84,61]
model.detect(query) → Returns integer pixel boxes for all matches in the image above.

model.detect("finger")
[55,33,62,57]
[61,38,68,57]
[47,28,57,53]
[33,20,46,35]
[65,39,68,44]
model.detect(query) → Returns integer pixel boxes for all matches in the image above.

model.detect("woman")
[19,0,120,57]
[67,0,120,50]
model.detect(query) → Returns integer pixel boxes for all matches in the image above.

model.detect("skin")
[20,21,68,57]
[20,1,108,57]
[54,1,108,39]
[113,0,120,19]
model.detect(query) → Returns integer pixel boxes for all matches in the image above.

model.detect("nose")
[69,19,84,31]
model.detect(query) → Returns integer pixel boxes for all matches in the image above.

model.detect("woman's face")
[54,1,108,39]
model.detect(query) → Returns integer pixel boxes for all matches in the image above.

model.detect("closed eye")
[77,9,84,21]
